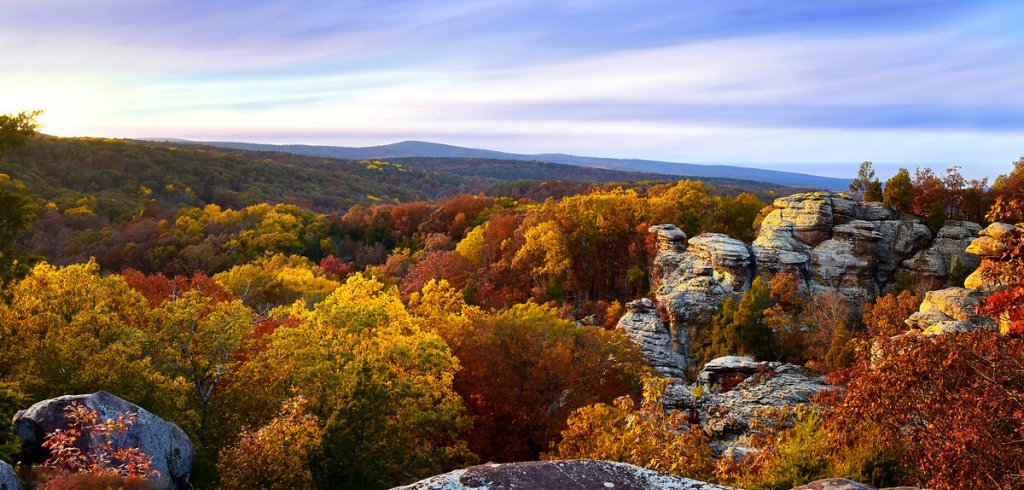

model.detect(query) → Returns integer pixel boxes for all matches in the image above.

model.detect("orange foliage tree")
[862,291,920,337]
[217,396,323,490]
[546,377,713,480]
[39,402,157,482]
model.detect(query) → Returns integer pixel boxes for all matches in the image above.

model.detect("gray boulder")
[791,479,877,490]
[617,299,689,378]
[0,461,20,490]
[13,391,194,489]
[394,460,737,490]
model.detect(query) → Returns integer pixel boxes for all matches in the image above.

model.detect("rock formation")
[0,461,20,490]
[618,298,688,378]
[638,193,983,370]
[665,356,830,439]
[646,225,753,369]
[753,192,978,301]
[903,221,1020,335]
[13,391,195,490]
[394,460,737,490]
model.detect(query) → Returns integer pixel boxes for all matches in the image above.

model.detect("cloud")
[0,0,1021,179]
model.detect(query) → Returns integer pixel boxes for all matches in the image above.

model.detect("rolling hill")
[191,139,852,190]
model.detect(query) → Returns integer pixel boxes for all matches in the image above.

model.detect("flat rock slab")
[395,460,736,490]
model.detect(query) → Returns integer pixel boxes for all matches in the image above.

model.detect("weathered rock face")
[13,391,195,490]
[964,222,1023,292]
[617,299,688,378]
[648,225,752,369]
[686,233,753,293]
[394,460,737,490]
[901,223,1023,335]
[665,357,830,441]
[754,192,979,302]
[0,461,20,490]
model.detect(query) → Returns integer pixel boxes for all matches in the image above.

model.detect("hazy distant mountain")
[194,140,851,190]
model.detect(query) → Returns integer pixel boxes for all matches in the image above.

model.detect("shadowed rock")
[0,461,20,490]
[13,391,194,490]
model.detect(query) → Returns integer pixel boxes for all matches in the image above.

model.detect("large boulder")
[394,460,737,490]
[0,461,19,490]
[904,287,997,335]
[964,222,1022,291]
[617,299,688,378]
[13,391,194,489]
[791,479,877,490]
[686,233,753,293]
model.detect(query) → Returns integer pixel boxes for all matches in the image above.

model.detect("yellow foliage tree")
[547,377,713,481]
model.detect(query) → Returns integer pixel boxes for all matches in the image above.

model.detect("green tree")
[0,110,42,158]
[883,168,914,214]
[0,175,37,295]
[850,162,883,202]
[697,276,774,364]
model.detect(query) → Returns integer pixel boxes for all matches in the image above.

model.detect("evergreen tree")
[883,168,914,213]
[850,162,883,202]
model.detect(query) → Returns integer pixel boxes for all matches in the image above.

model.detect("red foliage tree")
[820,331,1024,489]
[40,402,158,481]
[122,269,232,308]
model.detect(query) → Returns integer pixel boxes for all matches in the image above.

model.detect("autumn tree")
[150,290,255,431]
[862,291,919,337]
[0,174,37,295]
[547,377,713,481]
[217,396,323,490]
[232,274,473,489]
[883,168,914,214]
[0,262,192,429]
[987,157,1024,223]
[39,402,157,481]
[821,331,1024,489]
[850,162,883,202]
[448,301,645,462]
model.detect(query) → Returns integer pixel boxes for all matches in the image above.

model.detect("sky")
[2,0,1023,179]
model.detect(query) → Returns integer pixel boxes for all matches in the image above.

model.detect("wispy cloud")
[1,0,1021,178]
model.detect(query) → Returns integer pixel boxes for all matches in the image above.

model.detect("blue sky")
[2,0,1023,178]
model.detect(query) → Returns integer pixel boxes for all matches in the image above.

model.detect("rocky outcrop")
[754,192,979,302]
[665,357,830,440]
[13,391,195,490]
[647,226,752,370]
[638,194,988,381]
[394,460,737,490]
[901,222,1021,335]
[617,299,688,378]
[904,288,996,335]
[964,222,1022,291]
[0,461,20,490]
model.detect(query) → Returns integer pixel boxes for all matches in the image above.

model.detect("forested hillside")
[0,119,1022,490]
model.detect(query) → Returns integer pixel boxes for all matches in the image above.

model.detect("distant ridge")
[184,139,852,190]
